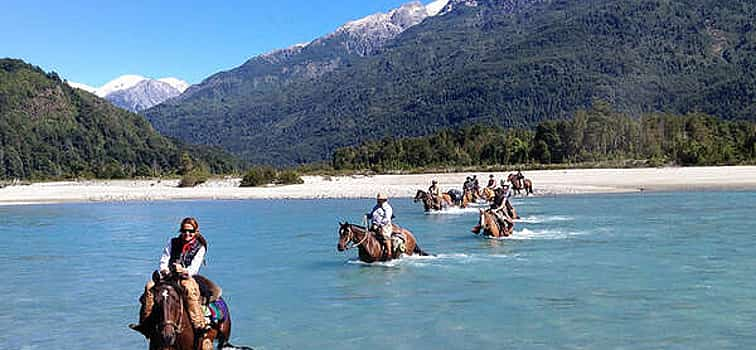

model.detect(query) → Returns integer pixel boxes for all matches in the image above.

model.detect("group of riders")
[423,170,529,237]
[129,172,531,349]
[425,170,528,206]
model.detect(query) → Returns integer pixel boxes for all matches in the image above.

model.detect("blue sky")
[1,0,427,86]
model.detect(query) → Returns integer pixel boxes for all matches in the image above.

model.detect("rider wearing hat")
[491,187,514,232]
[370,193,395,259]
[500,180,518,220]
[428,179,442,208]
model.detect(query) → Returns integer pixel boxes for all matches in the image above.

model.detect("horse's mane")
[345,222,367,231]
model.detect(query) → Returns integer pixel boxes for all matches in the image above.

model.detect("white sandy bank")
[1,166,755,205]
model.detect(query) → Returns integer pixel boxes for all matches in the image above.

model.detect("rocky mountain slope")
[145,0,756,165]
[68,75,189,112]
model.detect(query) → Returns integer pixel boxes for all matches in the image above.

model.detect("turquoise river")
[1,191,755,349]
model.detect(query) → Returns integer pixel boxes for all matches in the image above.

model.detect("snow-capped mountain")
[105,79,183,112]
[68,75,189,112]
[157,78,190,94]
[97,75,148,97]
[318,0,450,56]
[174,1,450,101]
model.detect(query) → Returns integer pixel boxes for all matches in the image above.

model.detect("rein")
[344,225,371,250]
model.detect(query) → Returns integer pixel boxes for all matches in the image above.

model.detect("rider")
[472,175,480,193]
[501,180,518,220]
[428,180,442,207]
[130,217,211,336]
[516,169,525,188]
[491,186,514,233]
[487,174,496,189]
[463,176,472,192]
[370,193,395,259]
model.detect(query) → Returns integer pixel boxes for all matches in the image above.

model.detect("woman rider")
[129,217,211,336]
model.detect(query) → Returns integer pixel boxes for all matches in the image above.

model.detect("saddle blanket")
[391,234,407,254]
[202,297,228,324]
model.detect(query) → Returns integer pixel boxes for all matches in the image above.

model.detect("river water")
[1,191,755,349]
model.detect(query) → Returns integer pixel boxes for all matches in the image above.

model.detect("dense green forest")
[147,0,756,165]
[332,102,756,171]
[0,59,239,180]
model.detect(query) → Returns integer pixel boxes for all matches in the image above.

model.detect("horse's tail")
[413,243,431,256]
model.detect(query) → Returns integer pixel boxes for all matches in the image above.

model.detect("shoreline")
[1,166,756,206]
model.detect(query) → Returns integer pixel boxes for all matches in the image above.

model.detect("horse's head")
[413,190,426,202]
[153,282,184,347]
[479,209,499,237]
[337,222,353,251]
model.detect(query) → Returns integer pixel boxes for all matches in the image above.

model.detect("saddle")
[194,275,222,305]
[374,230,407,256]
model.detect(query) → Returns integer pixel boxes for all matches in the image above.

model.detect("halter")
[342,225,370,250]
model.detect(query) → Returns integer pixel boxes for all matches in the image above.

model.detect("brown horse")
[507,174,534,196]
[413,190,452,212]
[145,278,252,350]
[479,187,496,201]
[471,209,513,238]
[337,222,430,263]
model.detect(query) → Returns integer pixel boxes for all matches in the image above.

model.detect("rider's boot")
[180,277,211,333]
[129,280,155,336]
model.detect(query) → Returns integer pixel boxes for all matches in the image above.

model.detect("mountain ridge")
[145,0,756,165]
[0,59,237,179]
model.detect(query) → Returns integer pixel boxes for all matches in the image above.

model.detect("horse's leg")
[216,315,231,350]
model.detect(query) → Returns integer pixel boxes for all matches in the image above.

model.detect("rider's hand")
[159,269,170,278]
[173,263,186,274]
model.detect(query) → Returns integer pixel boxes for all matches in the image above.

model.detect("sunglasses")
[180,229,196,234]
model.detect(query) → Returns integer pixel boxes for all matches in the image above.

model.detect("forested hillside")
[332,102,756,170]
[0,59,238,180]
[146,0,756,166]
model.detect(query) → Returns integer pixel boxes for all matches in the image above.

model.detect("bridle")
[159,285,185,336]
[341,225,370,250]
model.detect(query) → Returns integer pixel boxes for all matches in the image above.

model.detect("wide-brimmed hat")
[432,180,438,184]
[377,192,388,200]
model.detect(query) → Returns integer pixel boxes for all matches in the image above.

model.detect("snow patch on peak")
[67,81,97,94]
[340,2,427,33]
[425,0,450,16]
[157,77,190,93]
[97,75,147,97]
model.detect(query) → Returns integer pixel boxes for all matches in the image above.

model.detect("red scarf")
[181,236,197,255]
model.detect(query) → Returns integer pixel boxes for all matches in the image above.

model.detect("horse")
[507,174,534,196]
[337,222,430,263]
[460,189,476,208]
[146,277,253,350]
[471,209,513,238]
[479,187,496,201]
[413,190,453,212]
